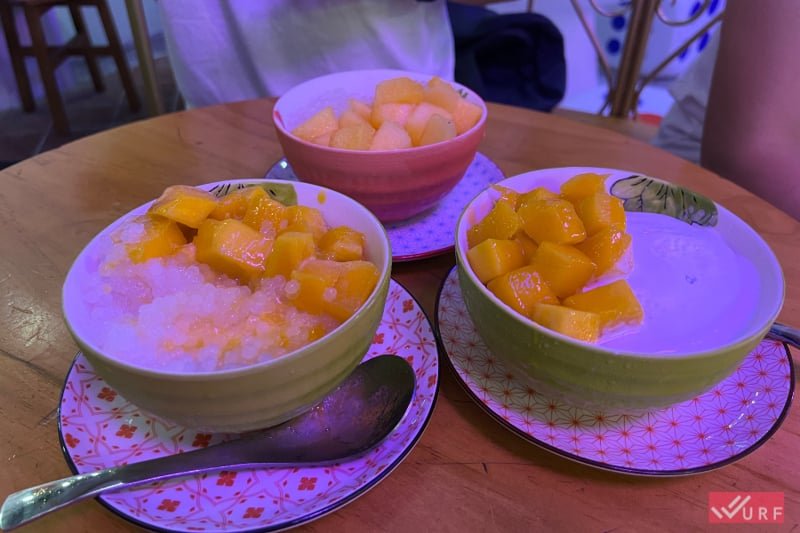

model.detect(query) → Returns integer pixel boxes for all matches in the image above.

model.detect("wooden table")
[1,100,797,532]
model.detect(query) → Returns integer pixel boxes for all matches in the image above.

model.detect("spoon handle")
[768,322,800,349]
[0,435,269,531]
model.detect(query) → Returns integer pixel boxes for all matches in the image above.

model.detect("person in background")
[650,33,719,165]
[700,0,799,220]
[655,0,799,220]
[157,0,455,108]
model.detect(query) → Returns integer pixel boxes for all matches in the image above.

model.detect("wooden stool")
[0,0,140,134]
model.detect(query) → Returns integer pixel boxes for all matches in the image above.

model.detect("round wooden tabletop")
[0,99,797,531]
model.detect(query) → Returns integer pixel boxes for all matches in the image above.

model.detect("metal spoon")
[768,322,800,349]
[0,354,415,531]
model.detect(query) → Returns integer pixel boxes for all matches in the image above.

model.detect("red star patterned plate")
[435,268,794,476]
[57,279,438,532]
[265,153,504,262]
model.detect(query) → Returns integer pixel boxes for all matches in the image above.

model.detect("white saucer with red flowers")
[435,268,794,476]
[265,152,504,262]
[58,279,438,532]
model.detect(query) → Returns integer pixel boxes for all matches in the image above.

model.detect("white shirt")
[158,0,455,108]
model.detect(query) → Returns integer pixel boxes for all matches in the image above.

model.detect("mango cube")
[563,280,643,329]
[575,225,631,276]
[323,260,380,322]
[210,186,267,221]
[530,303,600,343]
[467,200,521,249]
[513,231,539,261]
[406,102,453,145]
[148,185,218,229]
[280,205,328,241]
[287,259,342,315]
[318,226,365,261]
[126,215,187,263]
[517,197,586,244]
[491,184,521,209]
[560,172,608,205]
[330,123,375,150]
[292,106,338,142]
[194,218,272,283]
[242,194,286,237]
[530,241,595,298]
[575,192,626,235]
[370,121,412,150]
[374,76,425,106]
[487,265,558,317]
[519,186,559,204]
[289,259,379,321]
[263,231,315,278]
[466,238,526,284]
[418,113,457,146]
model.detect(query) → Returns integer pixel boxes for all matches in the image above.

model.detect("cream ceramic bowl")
[62,179,392,433]
[455,167,785,411]
[273,69,487,223]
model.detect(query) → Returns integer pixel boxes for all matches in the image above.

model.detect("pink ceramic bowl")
[273,69,487,223]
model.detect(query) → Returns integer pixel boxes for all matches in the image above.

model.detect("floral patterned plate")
[58,279,438,532]
[435,268,794,476]
[265,153,504,262]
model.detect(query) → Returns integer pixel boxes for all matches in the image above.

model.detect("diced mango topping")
[530,303,601,343]
[318,226,365,262]
[125,215,187,263]
[491,184,521,210]
[291,76,482,150]
[194,218,272,283]
[466,238,526,284]
[125,183,380,328]
[517,197,586,244]
[487,266,557,316]
[467,199,521,249]
[242,194,286,237]
[465,173,643,343]
[529,242,595,299]
[559,172,609,205]
[575,224,631,277]
[210,185,267,221]
[280,205,328,242]
[264,231,316,278]
[148,185,219,229]
[573,192,626,235]
[563,280,643,329]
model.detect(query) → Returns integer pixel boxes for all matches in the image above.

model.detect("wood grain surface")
[0,100,797,532]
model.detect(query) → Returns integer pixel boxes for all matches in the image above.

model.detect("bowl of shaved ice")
[62,179,391,432]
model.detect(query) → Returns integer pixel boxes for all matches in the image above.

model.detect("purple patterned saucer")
[435,268,794,476]
[265,153,504,262]
[58,279,438,532]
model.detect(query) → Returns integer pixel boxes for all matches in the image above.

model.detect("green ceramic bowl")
[62,179,391,432]
[455,167,785,411]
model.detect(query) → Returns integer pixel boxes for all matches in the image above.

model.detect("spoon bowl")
[0,354,415,531]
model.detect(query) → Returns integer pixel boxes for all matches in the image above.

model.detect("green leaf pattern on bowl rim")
[207,181,298,206]
[610,174,718,227]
